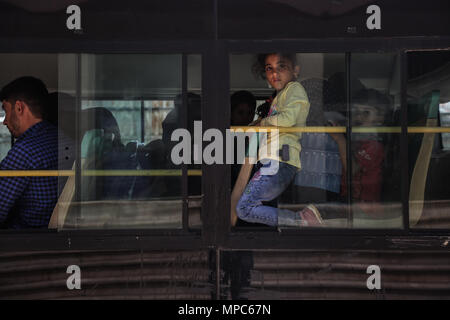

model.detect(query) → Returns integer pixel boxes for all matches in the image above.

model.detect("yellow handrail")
[231,126,450,133]
[0,169,202,177]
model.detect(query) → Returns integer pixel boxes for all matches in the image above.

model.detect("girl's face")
[264,54,300,92]
[352,104,384,126]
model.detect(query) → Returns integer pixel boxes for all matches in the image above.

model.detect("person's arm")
[249,117,262,127]
[329,133,347,173]
[0,146,30,224]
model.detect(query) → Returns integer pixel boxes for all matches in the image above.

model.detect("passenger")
[231,90,257,126]
[294,78,346,203]
[162,92,201,163]
[230,90,257,187]
[0,76,58,229]
[296,86,390,221]
[236,53,323,227]
[341,89,390,213]
[161,92,202,196]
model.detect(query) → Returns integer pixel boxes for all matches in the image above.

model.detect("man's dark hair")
[0,76,49,119]
[252,53,298,80]
[231,90,256,112]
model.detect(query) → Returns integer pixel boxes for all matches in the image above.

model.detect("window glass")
[440,102,450,150]
[0,120,10,160]
[230,53,349,229]
[55,54,202,230]
[0,54,58,159]
[82,100,142,144]
[349,53,402,229]
[230,52,402,230]
[407,50,450,228]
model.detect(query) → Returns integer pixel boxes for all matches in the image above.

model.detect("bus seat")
[48,161,77,229]
[79,108,138,201]
[409,90,440,226]
[48,107,138,228]
[284,78,343,205]
[132,139,169,199]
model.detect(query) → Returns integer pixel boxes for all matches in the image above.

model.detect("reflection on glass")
[346,53,402,228]
[230,52,402,229]
[440,102,450,150]
[349,89,402,228]
[0,121,10,160]
[83,100,141,144]
[230,53,349,229]
[56,54,204,230]
[408,50,450,228]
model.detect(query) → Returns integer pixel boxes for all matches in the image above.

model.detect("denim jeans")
[236,159,298,226]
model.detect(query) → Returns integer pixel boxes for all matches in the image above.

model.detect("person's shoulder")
[24,122,58,157]
[25,122,57,144]
[287,81,306,91]
[283,81,308,101]
[361,139,384,148]
[0,140,32,169]
[40,120,58,134]
[36,121,58,138]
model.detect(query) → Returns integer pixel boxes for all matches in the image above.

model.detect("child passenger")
[236,53,323,227]
[341,89,390,207]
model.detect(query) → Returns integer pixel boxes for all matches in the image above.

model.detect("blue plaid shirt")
[0,121,58,229]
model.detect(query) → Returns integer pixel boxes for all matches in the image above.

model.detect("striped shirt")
[0,121,58,229]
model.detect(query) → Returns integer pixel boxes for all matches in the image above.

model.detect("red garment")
[341,140,384,202]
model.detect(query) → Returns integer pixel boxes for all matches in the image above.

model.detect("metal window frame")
[220,38,450,249]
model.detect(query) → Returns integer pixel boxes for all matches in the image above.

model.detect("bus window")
[0,53,202,231]
[348,53,402,228]
[230,53,352,229]
[55,54,202,230]
[229,52,405,230]
[408,50,450,229]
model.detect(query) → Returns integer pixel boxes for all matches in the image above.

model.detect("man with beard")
[0,76,58,229]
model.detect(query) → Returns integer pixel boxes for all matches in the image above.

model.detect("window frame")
[221,39,450,250]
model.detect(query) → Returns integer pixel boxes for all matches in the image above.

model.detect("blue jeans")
[236,160,298,226]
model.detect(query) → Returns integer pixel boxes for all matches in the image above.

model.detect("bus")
[0,0,449,300]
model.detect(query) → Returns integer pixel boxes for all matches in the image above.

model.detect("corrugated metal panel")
[0,249,449,299]
[0,250,211,300]
[241,250,450,299]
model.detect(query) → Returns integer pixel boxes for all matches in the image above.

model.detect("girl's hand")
[249,118,262,126]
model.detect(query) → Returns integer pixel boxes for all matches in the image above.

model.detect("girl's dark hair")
[252,53,298,80]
